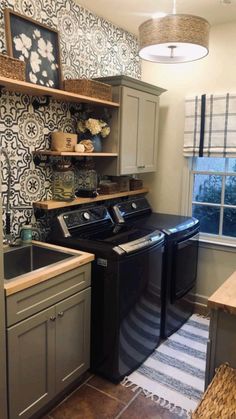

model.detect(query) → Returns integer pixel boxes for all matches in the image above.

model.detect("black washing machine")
[110,197,200,338]
[49,204,164,382]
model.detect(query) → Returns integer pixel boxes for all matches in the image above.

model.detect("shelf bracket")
[69,103,87,116]
[33,154,51,167]
[0,85,5,97]
[32,95,51,110]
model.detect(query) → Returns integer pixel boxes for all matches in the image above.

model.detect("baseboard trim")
[194,300,210,317]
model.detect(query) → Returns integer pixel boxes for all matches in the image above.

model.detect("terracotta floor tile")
[119,393,184,419]
[49,384,124,419]
[87,375,135,404]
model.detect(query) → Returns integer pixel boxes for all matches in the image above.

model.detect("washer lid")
[113,230,164,254]
[145,213,199,236]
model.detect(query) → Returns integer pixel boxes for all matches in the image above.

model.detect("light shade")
[139,14,210,63]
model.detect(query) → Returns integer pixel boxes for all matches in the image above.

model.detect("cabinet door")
[120,87,141,174]
[7,306,55,419]
[55,288,91,392]
[137,92,159,173]
[119,87,159,175]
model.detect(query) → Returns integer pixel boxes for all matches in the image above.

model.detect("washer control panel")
[57,206,113,236]
[82,212,91,221]
[114,197,151,219]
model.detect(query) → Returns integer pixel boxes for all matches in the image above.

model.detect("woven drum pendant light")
[138,1,210,63]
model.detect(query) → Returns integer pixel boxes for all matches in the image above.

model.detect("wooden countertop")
[4,241,94,296]
[208,270,236,314]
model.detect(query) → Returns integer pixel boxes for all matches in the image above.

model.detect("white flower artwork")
[30,51,41,73]
[13,33,32,58]
[38,38,55,62]
[7,10,61,88]
[29,72,37,83]
[34,29,41,38]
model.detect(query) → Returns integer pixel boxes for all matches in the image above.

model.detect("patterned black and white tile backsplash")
[0,0,140,238]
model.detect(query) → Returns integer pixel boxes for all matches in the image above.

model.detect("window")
[192,157,236,239]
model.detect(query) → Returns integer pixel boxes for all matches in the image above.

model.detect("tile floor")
[43,374,180,419]
[43,307,207,418]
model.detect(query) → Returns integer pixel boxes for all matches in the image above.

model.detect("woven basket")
[0,54,25,81]
[63,78,112,101]
[129,178,143,190]
[99,182,119,195]
[111,176,130,192]
[192,363,236,418]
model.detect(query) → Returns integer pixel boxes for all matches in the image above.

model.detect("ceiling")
[75,0,236,35]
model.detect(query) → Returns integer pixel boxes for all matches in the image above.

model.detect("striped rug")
[121,314,209,417]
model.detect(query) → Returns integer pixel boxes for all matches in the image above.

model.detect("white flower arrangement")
[77,118,110,138]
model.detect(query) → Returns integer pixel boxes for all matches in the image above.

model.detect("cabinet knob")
[50,315,56,321]
[58,311,64,317]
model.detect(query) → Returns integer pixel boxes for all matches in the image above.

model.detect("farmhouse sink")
[4,244,76,280]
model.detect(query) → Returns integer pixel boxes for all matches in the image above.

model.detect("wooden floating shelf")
[34,188,149,210]
[0,76,120,108]
[33,150,118,157]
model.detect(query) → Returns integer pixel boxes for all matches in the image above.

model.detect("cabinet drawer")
[6,264,91,326]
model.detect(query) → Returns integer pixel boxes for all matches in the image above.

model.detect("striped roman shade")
[184,93,236,157]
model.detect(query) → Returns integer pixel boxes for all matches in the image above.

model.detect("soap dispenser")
[20,220,33,244]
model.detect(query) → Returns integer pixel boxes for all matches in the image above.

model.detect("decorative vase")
[92,135,102,152]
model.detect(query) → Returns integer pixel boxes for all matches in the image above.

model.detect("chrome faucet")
[0,148,13,244]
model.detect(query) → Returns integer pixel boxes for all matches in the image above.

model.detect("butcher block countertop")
[4,241,94,296]
[208,270,236,314]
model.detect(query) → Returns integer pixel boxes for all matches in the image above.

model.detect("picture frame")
[4,8,63,89]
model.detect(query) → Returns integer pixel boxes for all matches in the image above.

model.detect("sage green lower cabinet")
[7,287,91,419]
[8,306,55,419]
[55,289,91,393]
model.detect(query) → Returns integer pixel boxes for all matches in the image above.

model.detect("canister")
[52,162,75,201]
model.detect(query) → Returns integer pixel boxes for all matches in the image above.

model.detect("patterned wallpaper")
[0,0,140,238]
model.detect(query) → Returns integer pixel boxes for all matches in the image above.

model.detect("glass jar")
[76,158,98,197]
[52,161,75,201]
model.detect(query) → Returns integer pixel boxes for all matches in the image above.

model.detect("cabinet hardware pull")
[58,311,64,317]
[138,165,145,169]
[50,315,56,321]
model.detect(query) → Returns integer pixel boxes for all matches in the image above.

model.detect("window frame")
[185,157,236,247]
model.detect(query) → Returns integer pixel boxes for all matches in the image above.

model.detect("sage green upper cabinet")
[120,87,160,174]
[96,76,166,175]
